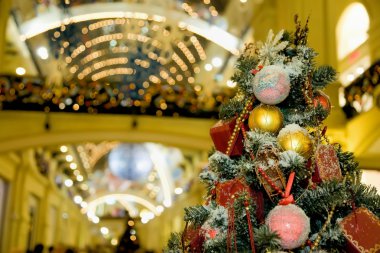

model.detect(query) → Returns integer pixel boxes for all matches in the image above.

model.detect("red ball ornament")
[313,90,331,119]
[266,204,310,249]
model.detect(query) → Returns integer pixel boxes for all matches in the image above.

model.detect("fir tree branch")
[254,225,281,252]
[163,232,183,253]
[312,65,337,89]
[184,205,210,227]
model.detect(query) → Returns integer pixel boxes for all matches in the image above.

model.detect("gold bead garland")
[310,205,336,251]
[226,99,254,155]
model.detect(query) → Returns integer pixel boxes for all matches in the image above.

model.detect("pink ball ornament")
[252,65,291,105]
[266,204,310,250]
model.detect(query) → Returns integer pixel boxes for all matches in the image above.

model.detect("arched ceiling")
[0,0,258,117]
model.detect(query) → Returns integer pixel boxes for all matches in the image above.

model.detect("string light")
[77,57,129,79]
[91,67,135,81]
[172,53,188,71]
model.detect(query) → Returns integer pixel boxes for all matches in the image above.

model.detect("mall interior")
[0,0,379,252]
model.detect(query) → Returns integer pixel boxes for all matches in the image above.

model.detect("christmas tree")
[164,17,380,253]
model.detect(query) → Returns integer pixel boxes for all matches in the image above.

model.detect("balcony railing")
[0,75,233,118]
[341,60,380,119]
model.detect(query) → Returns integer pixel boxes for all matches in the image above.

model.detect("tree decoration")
[339,207,380,253]
[313,90,331,120]
[265,204,310,250]
[165,16,380,253]
[210,99,253,156]
[278,124,313,158]
[257,30,288,66]
[248,104,284,134]
[255,144,286,200]
[309,205,335,251]
[313,144,342,183]
[302,76,313,107]
[252,65,291,105]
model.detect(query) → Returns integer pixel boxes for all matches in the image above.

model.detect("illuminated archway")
[336,2,370,60]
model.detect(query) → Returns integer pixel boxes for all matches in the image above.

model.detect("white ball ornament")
[252,65,291,105]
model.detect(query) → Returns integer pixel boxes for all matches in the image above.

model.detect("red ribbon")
[227,207,237,253]
[279,171,296,205]
[244,201,256,253]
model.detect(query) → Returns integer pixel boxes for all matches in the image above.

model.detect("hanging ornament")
[339,207,380,253]
[278,124,313,158]
[313,144,342,183]
[266,204,310,250]
[182,223,205,253]
[302,76,313,107]
[248,104,284,133]
[210,100,253,156]
[255,144,286,200]
[313,90,331,120]
[252,65,291,105]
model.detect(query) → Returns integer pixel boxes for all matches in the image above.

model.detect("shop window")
[336,2,369,60]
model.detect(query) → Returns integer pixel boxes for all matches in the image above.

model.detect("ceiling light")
[70,162,77,170]
[163,199,172,207]
[74,195,83,204]
[80,201,88,208]
[100,227,109,235]
[212,57,223,67]
[36,47,49,60]
[174,187,183,195]
[76,175,84,182]
[92,216,100,224]
[356,67,364,74]
[240,0,247,3]
[204,63,213,71]
[60,146,68,152]
[111,238,118,246]
[106,197,116,205]
[16,67,26,76]
[66,155,73,162]
[347,74,355,82]
[64,179,73,187]
[227,80,237,88]
[156,205,164,213]
[110,40,117,47]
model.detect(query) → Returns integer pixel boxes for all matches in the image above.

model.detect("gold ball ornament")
[278,124,313,158]
[248,104,284,133]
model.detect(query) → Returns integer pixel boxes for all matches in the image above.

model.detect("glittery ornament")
[313,144,342,183]
[248,104,284,133]
[252,65,291,105]
[278,124,313,158]
[266,204,310,250]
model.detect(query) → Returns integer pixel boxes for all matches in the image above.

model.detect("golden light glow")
[172,53,188,71]
[77,57,129,78]
[85,193,159,216]
[190,36,207,60]
[91,68,135,81]
[177,41,196,63]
